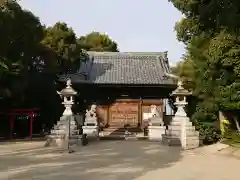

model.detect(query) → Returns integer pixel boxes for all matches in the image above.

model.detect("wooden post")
[107,105,110,127]
[139,98,142,127]
[29,113,33,139]
[9,115,14,140]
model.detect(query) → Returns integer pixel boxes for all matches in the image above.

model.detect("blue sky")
[19,0,185,65]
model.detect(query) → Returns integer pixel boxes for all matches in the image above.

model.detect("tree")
[171,57,195,90]
[78,32,119,52]
[208,31,240,130]
[170,0,240,142]
[170,0,240,117]
[0,2,61,111]
[41,22,86,74]
[0,1,44,101]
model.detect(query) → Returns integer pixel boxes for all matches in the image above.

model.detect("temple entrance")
[109,101,139,127]
[3,108,41,140]
[13,115,30,138]
[96,99,164,129]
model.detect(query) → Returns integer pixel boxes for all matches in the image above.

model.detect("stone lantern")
[57,79,77,116]
[171,80,192,117]
[169,79,196,149]
[45,78,79,152]
[163,73,200,149]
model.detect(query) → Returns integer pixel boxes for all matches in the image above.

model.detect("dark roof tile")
[62,52,175,85]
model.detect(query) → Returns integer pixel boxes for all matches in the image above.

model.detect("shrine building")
[58,51,176,132]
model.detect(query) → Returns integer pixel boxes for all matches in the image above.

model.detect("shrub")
[223,129,240,145]
[194,120,222,144]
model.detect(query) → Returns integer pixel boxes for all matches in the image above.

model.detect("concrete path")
[135,151,240,180]
[0,141,46,155]
[0,141,239,180]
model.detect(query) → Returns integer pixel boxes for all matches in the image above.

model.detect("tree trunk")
[233,116,240,132]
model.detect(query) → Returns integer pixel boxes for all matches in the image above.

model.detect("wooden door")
[109,101,139,127]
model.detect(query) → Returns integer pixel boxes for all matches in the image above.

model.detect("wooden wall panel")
[109,101,139,127]
[97,98,163,128]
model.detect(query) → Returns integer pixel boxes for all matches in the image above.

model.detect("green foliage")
[171,57,195,90]
[41,22,84,73]
[194,120,221,144]
[0,1,44,99]
[170,0,240,32]
[170,0,240,143]
[209,32,240,111]
[223,130,240,146]
[0,0,120,112]
[78,32,119,52]
[174,18,201,44]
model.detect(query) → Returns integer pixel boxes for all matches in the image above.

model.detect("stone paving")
[0,141,240,180]
[0,141,45,155]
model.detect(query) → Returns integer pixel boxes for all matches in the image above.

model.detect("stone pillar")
[172,98,189,149]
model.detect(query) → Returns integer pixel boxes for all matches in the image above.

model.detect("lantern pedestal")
[45,116,80,149]
[148,125,166,141]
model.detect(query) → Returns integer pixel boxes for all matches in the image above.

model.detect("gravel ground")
[0,141,239,180]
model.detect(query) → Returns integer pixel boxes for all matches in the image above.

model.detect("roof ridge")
[86,51,165,56]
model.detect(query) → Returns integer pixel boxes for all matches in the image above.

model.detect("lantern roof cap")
[58,79,77,96]
[171,80,192,96]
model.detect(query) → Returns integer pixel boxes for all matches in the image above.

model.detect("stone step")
[99,128,144,141]
[102,128,125,133]
[165,129,199,137]
[99,130,137,137]
[99,135,126,140]
[162,135,181,146]
[99,134,147,141]
[162,134,200,147]
[170,121,192,126]
[103,127,141,132]
[185,139,202,149]
[167,125,195,131]
[100,127,141,136]
[99,132,136,140]
[163,139,201,148]
[100,131,122,136]
[165,135,199,140]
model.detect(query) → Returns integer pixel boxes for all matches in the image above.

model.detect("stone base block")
[184,136,202,149]
[148,126,166,141]
[162,135,181,146]
[166,129,199,137]
[82,126,99,137]
[162,134,202,149]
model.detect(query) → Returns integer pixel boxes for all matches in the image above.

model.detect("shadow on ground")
[0,141,182,180]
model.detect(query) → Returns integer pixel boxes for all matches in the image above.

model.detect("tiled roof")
[62,52,175,85]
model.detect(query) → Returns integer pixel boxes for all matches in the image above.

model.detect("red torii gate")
[6,108,40,139]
